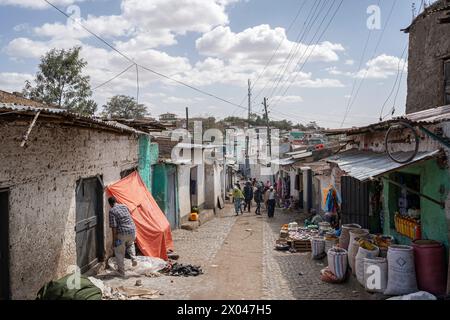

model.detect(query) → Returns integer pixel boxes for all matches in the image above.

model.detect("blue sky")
[0,0,434,128]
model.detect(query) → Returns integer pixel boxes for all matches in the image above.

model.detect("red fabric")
[106,172,174,260]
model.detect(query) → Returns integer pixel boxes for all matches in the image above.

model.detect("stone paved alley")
[103,205,377,300]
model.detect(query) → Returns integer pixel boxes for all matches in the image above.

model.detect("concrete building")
[0,92,146,299]
[405,0,450,114]
[152,136,224,225]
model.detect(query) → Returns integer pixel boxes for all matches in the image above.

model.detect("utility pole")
[185,107,189,132]
[245,79,251,179]
[263,97,272,158]
[247,79,252,122]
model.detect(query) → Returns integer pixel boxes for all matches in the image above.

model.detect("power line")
[270,0,342,108]
[265,0,326,101]
[43,0,259,116]
[253,0,323,104]
[378,43,408,121]
[250,0,307,95]
[341,0,396,127]
[231,0,308,116]
[92,63,136,90]
[135,64,140,105]
[382,50,408,120]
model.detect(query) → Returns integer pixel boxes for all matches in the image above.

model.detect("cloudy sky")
[0,0,433,128]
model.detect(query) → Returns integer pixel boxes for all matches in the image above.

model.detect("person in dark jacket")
[254,183,263,215]
[243,181,253,212]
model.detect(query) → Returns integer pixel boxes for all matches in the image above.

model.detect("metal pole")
[223,145,227,202]
[263,97,272,158]
[246,79,251,178]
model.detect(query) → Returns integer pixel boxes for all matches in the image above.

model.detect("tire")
[385,121,420,164]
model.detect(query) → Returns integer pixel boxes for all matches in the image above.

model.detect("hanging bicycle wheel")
[385,121,420,164]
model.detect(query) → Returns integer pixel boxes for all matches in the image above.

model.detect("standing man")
[232,184,245,216]
[254,183,263,215]
[108,197,137,277]
[267,187,276,218]
[243,181,253,212]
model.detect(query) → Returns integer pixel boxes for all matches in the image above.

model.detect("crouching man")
[108,197,138,277]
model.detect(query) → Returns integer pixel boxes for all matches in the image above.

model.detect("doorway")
[0,190,10,300]
[75,177,104,274]
[190,167,198,209]
[166,168,179,229]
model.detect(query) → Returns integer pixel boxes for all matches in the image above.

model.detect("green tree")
[102,95,148,119]
[23,46,97,115]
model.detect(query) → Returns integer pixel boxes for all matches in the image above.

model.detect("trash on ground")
[166,263,203,277]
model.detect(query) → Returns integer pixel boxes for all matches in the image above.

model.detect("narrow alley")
[103,205,373,300]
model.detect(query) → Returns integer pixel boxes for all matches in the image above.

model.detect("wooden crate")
[288,240,312,252]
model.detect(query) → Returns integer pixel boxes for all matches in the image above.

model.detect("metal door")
[75,177,104,274]
[0,190,10,300]
[341,176,369,229]
[166,169,178,229]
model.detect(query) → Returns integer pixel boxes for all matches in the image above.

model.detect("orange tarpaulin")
[106,172,174,260]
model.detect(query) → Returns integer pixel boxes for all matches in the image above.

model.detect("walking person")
[108,197,137,278]
[267,187,276,218]
[232,184,245,216]
[254,183,263,215]
[243,180,253,212]
[263,184,270,212]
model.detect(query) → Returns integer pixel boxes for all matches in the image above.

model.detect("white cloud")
[0,72,33,92]
[196,25,344,66]
[0,0,87,9]
[121,0,230,34]
[345,59,354,65]
[354,54,407,79]
[272,95,303,104]
[13,23,31,32]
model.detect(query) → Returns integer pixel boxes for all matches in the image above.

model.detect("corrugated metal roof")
[270,158,296,166]
[0,103,146,135]
[292,151,313,159]
[325,105,450,136]
[398,105,450,124]
[327,149,440,181]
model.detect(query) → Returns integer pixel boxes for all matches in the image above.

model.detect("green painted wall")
[150,143,159,165]
[382,159,450,251]
[152,164,180,229]
[138,135,152,191]
[152,164,168,212]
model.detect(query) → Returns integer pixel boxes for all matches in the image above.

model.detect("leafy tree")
[23,46,97,115]
[102,95,148,119]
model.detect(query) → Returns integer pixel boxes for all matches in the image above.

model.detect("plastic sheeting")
[106,172,174,260]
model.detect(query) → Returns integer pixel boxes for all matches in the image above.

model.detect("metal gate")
[75,177,104,274]
[166,168,179,229]
[341,176,370,229]
[0,190,10,300]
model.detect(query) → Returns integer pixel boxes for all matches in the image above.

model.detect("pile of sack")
[316,223,445,299]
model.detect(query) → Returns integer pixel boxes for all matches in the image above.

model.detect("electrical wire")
[43,0,260,116]
[230,0,308,116]
[265,0,326,101]
[378,43,408,121]
[92,63,136,90]
[270,0,342,108]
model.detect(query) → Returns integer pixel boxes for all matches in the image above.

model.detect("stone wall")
[406,0,450,114]
[0,121,139,299]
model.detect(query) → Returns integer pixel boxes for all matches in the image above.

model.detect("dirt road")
[191,213,264,300]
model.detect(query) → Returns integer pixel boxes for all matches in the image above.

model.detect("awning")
[327,149,441,181]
